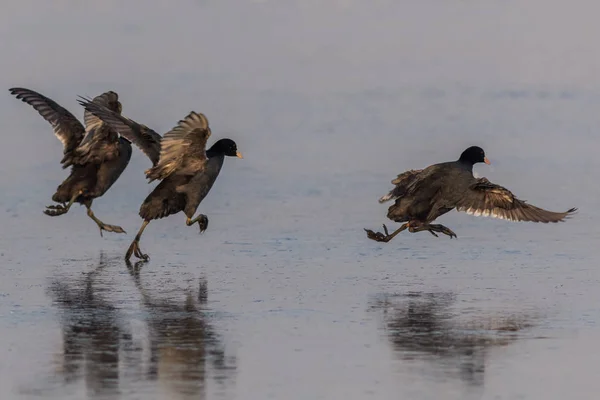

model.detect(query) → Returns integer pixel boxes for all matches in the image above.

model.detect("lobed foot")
[44,204,69,216]
[409,223,458,239]
[86,207,126,237]
[125,240,150,262]
[187,214,209,234]
[197,214,209,234]
[429,224,458,239]
[96,222,126,237]
[365,224,393,242]
[45,190,83,217]
[427,229,439,237]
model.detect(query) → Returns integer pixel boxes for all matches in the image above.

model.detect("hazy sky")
[1,0,597,200]
[4,0,600,92]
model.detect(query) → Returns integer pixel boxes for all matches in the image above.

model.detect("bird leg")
[44,190,81,216]
[408,222,458,238]
[186,214,209,234]
[365,223,408,243]
[125,220,150,262]
[85,205,126,237]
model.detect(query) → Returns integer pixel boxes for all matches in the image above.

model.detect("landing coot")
[78,98,242,262]
[9,87,131,236]
[365,146,576,242]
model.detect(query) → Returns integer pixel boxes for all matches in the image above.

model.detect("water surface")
[1,1,599,399]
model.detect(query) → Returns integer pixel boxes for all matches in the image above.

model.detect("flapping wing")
[145,112,211,182]
[77,96,162,165]
[78,92,120,147]
[9,87,85,159]
[379,169,424,203]
[82,91,120,132]
[69,92,123,166]
[456,178,577,223]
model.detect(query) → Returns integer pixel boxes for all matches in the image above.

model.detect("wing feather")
[77,96,162,165]
[379,169,424,203]
[82,91,120,132]
[9,87,85,160]
[456,178,577,223]
[145,112,211,182]
[70,92,123,166]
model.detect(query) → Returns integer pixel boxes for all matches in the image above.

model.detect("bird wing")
[145,112,211,182]
[69,92,123,166]
[77,96,162,165]
[9,87,85,162]
[82,91,119,132]
[379,169,424,203]
[455,178,577,222]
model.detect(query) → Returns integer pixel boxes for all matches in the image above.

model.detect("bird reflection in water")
[46,254,236,399]
[47,252,126,398]
[369,291,535,387]
[128,262,236,399]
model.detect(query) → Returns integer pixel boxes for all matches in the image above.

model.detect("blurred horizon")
[1,2,598,399]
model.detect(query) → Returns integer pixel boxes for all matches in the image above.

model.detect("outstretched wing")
[456,178,577,223]
[145,112,211,182]
[77,96,162,165]
[9,87,85,161]
[379,169,424,203]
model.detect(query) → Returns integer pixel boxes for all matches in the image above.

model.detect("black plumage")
[365,146,576,242]
[78,98,242,262]
[9,87,131,236]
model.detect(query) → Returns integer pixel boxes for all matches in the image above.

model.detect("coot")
[78,98,242,261]
[10,87,131,236]
[365,146,576,242]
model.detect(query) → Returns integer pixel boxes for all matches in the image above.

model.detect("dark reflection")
[46,254,236,399]
[128,263,236,399]
[47,252,127,398]
[369,291,536,387]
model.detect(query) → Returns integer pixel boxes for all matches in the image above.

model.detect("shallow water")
[2,1,600,399]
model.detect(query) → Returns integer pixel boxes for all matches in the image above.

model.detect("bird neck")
[457,158,475,171]
[206,146,226,159]
[205,151,226,175]
[205,149,226,171]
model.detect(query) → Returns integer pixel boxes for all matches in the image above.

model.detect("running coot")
[78,98,242,261]
[9,87,131,236]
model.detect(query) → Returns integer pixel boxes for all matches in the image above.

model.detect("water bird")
[9,87,131,235]
[365,146,576,242]
[78,97,242,262]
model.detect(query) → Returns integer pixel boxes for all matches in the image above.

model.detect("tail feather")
[378,192,395,203]
[378,169,423,204]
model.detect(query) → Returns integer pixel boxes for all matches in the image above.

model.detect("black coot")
[78,98,242,262]
[10,87,131,236]
[365,146,576,242]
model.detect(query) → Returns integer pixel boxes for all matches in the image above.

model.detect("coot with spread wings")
[9,87,130,236]
[365,146,576,242]
[78,98,242,262]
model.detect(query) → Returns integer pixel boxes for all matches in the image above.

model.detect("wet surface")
[42,255,236,399]
[2,1,600,399]
[369,292,537,390]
